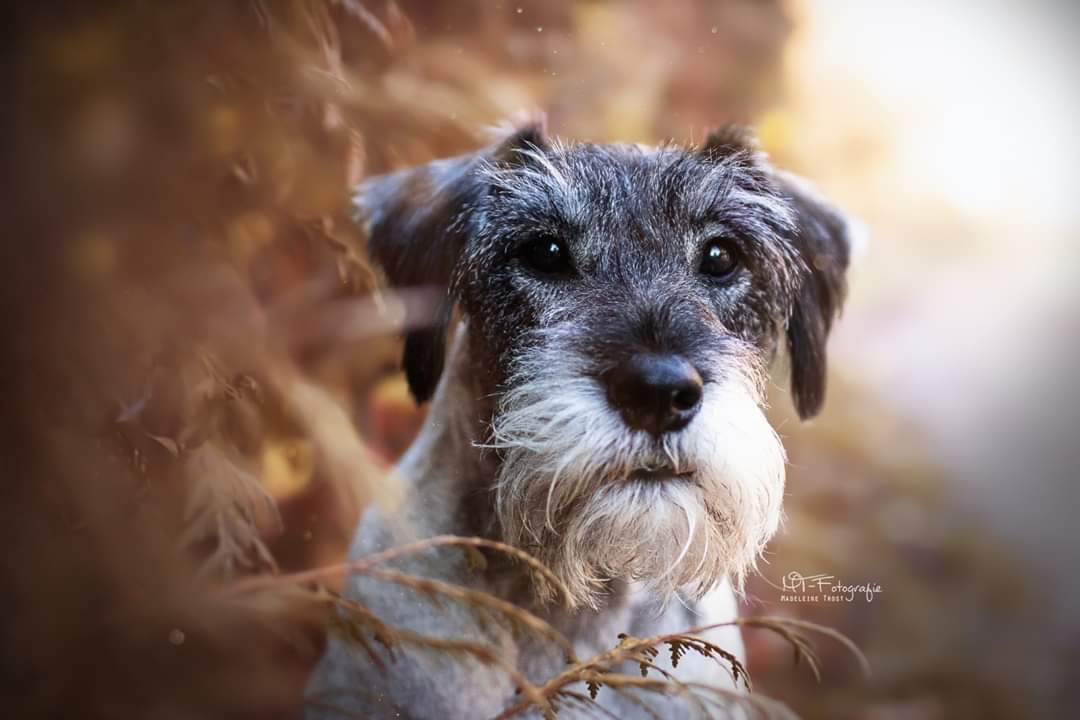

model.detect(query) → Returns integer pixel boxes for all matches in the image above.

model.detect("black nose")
[603,354,703,435]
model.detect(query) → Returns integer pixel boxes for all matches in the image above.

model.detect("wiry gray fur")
[305,124,852,719]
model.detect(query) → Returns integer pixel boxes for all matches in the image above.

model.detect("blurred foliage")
[0,1,1062,719]
[746,385,1051,719]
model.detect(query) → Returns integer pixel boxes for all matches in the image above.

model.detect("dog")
[304,123,851,719]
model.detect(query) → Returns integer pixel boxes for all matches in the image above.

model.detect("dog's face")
[359,125,850,608]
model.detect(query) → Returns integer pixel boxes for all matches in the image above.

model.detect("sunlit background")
[4,1,1079,718]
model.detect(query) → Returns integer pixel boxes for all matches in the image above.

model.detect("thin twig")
[224,534,572,602]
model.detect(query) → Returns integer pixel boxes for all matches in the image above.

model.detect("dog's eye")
[699,239,740,279]
[519,236,572,276]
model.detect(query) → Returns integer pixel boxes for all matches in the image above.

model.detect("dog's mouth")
[627,463,696,482]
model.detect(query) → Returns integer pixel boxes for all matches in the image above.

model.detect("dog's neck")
[393,324,630,610]
[396,323,503,535]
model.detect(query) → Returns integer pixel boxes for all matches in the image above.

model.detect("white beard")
[487,336,786,610]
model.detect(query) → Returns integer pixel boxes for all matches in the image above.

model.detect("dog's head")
[358,124,851,608]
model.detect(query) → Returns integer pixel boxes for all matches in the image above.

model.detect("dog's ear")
[699,124,760,163]
[700,125,852,419]
[355,125,549,403]
[774,171,851,420]
[354,150,481,404]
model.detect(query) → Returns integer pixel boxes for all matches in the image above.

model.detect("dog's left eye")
[699,239,740,279]
[518,236,573,276]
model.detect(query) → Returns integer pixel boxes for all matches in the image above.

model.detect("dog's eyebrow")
[511,145,573,195]
[720,185,796,235]
[671,158,796,240]
[477,149,585,230]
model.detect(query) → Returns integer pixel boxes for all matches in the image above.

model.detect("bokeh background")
[2,1,1078,719]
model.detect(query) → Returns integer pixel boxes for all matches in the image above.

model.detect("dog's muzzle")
[490,330,785,608]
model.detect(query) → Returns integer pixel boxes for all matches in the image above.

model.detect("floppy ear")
[699,124,761,164]
[701,125,852,419]
[775,171,851,420]
[354,153,480,404]
[354,125,549,403]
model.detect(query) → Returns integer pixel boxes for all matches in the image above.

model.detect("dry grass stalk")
[227,535,868,719]
[227,533,573,602]
[494,614,869,719]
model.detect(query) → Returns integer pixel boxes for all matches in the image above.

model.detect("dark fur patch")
[774,172,851,418]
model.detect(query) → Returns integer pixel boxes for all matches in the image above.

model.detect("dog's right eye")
[699,238,741,280]
[518,236,573,276]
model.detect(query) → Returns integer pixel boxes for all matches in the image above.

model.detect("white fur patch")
[484,330,786,609]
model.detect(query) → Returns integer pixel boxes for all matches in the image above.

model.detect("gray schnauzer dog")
[305,124,851,719]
